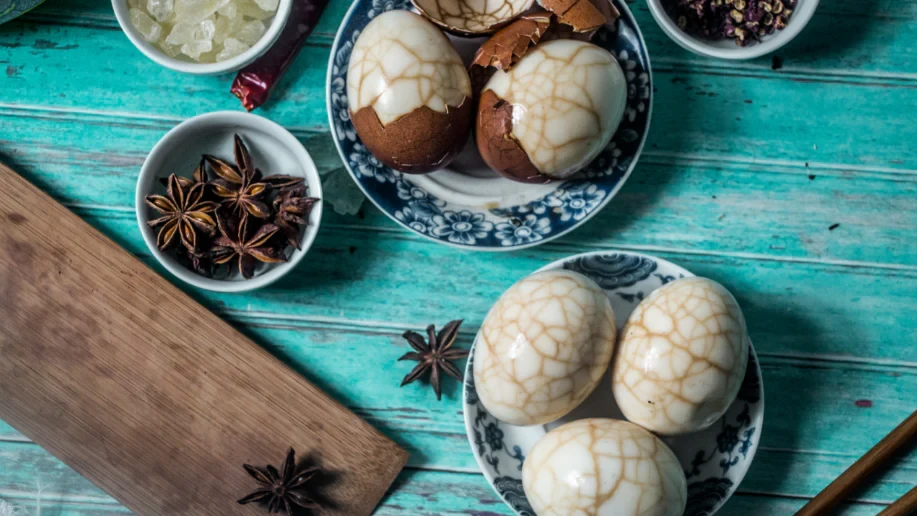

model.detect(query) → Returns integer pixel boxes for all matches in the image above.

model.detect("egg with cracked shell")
[475,39,627,184]
[473,269,617,426]
[522,418,687,516]
[347,10,473,174]
[412,0,536,35]
[612,277,750,435]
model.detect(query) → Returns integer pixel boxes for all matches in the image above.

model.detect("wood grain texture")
[2,0,917,514]
[0,162,408,515]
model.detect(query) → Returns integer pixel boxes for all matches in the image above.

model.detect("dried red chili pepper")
[231,0,330,111]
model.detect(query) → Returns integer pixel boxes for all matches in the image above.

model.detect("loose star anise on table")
[238,448,321,515]
[399,320,469,401]
[145,174,218,252]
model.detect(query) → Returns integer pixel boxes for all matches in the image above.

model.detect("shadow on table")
[568,57,697,248]
[235,324,431,468]
[773,0,886,67]
[736,300,866,501]
[262,203,386,293]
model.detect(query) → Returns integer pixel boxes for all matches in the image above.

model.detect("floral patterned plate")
[326,0,651,250]
[463,251,764,515]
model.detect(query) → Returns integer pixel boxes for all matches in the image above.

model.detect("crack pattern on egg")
[346,10,471,126]
[474,270,616,426]
[413,0,536,34]
[612,277,750,436]
[522,419,687,516]
[482,39,627,179]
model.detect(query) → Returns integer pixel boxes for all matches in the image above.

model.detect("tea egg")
[412,0,536,35]
[347,10,472,174]
[522,419,687,516]
[612,277,750,435]
[475,39,627,184]
[473,269,616,426]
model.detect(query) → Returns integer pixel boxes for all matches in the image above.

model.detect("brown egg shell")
[351,99,473,174]
[475,89,554,184]
[471,11,553,72]
[541,0,619,33]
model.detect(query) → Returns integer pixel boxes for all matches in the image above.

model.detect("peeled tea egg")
[346,10,473,174]
[475,39,627,184]
[473,270,616,426]
[612,277,750,435]
[523,419,687,516]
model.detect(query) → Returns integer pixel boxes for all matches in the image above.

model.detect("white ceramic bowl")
[111,0,292,75]
[647,0,818,60]
[136,111,322,292]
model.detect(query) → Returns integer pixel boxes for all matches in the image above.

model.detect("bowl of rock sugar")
[112,0,293,75]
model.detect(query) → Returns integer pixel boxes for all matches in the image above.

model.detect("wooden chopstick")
[878,485,917,516]
[795,409,917,516]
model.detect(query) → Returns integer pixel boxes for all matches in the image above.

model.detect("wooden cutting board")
[0,162,409,515]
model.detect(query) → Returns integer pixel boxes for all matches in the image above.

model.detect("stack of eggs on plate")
[346,0,628,183]
[473,270,751,516]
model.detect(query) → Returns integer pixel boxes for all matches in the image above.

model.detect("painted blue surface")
[1,0,916,515]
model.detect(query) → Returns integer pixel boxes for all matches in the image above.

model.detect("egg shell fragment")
[347,10,472,173]
[475,40,627,183]
[469,10,553,92]
[539,0,618,33]
[522,419,687,516]
[474,269,617,426]
[612,277,750,435]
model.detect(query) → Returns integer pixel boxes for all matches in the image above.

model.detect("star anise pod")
[160,158,209,189]
[272,185,320,249]
[212,212,287,279]
[238,448,320,515]
[262,171,305,191]
[399,320,468,401]
[146,174,218,252]
[206,135,271,219]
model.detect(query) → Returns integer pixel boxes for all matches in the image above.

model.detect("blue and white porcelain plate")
[327,0,652,250]
[463,251,764,515]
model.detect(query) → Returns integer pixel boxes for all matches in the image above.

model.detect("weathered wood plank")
[14,0,917,83]
[3,21,917,171]
[3,322,916,503]
[13,208,906,366]
[3,117,917,269]
[0,442,906,515]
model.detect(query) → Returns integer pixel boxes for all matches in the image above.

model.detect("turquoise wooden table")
[1,1,916,514]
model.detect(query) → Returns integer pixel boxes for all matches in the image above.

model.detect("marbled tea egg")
[474,270,616,426]
[475,40,627,184]
[612,277,750,435]
[347,10,473,174]
[522,419,687,516]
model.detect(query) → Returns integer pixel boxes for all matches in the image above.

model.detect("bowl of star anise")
[136,111,322,292]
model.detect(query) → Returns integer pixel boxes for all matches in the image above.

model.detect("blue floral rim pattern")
[327,0,652,250]
[463,252,764,516]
